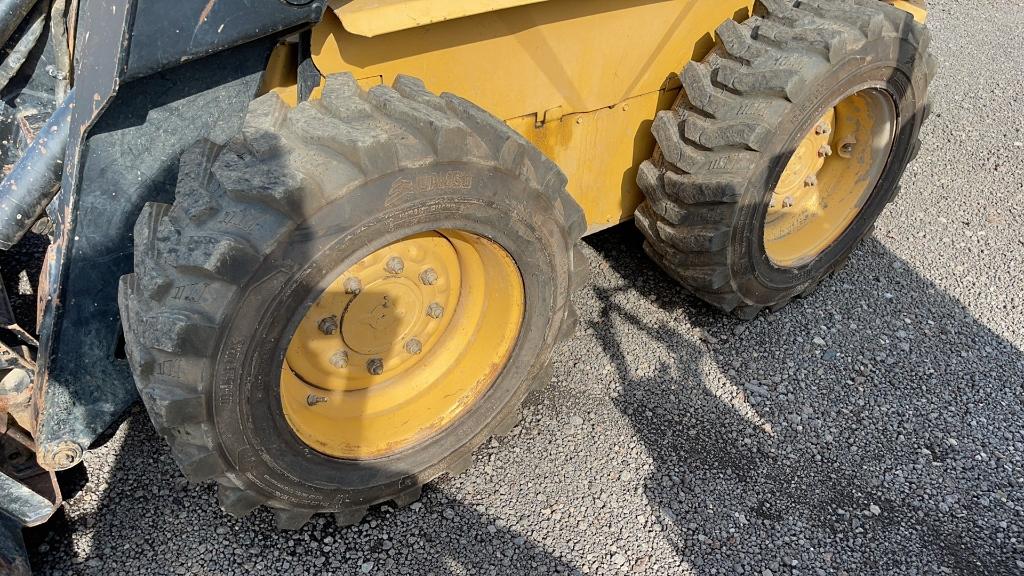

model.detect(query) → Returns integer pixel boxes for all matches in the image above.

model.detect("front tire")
[118,74,587,529]
[637,0,936,318]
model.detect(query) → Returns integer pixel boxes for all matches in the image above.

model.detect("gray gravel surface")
[25,1,1024,574]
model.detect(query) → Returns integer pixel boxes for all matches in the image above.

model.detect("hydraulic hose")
[0,0,40,50]
[0,0,47,94]
[0,89,73,250]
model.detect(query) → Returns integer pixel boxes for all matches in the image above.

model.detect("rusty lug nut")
[426,302,444,319]
[405,338,423,355]
[367,358,384,375]
[804,174,818,187]
[419,268,438,286]
[782,196,795,208]
[815,122,832,136]
[318,315,339,335]
[329,350,349,369]
[818,144,833,158]
[344,277,362,295]
[306,394,328,406]
[385,256,405,275]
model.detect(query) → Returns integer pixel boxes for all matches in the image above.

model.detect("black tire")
[636,0,936,319]
[118,73,587,529]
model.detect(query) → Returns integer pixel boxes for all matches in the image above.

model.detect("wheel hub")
[764,88,896,268]
[280,230,524,460]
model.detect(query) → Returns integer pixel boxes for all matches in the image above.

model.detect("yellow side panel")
[332,0,552,38]
[506,90,678,231]
[310,0,756,233]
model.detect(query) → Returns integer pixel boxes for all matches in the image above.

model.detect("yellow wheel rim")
[764,88,896,268]
[280,230,525,460]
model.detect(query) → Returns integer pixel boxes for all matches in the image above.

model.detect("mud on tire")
[118,74,588,529]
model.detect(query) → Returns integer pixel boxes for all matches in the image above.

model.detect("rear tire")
[118,73,587,529]
[636,0,936,318]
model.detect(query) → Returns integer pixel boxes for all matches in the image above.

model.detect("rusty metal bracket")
[30,0,134,472]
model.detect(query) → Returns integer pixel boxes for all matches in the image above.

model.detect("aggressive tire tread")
[637,0,935,317]
[120,73,587,529]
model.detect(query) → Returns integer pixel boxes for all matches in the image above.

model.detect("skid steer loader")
[0,0,934,571]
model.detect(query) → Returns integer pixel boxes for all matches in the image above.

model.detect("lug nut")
[419,268,438,286]
[344,277,362,295]
[815,122,831,136]
[306,394,327,406]
[426,302,444,319]
[318,315,339,335]
[818,144,833,158]
[804,174,818,187]
[367,358,384,375]
[405,338,423,355]
[385,256,405,275]
[782,196,795,208]
[329,350,349,369]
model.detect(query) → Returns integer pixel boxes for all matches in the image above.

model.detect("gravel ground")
[25,1,1024,574]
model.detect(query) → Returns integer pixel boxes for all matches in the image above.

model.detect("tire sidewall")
[731,37,927,305]
[211,162,571,510]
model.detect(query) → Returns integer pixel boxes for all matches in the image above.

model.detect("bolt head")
[344,277,362,295]
[426,302,444,319]
[385,256,405,275]
[38,441,84,471]
[782,196,795,208]
[405,338,423,355]
[306,394,328,406]
[367,358,384,375]
[818,144,833,158]
[815,122,832,136]
[329,350,349,369]
[804,174,818,187]
[318,315,339,335]
[419,268,438,286]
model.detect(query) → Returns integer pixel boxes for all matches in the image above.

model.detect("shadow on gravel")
[585,223,1023,576]
[28,411,584,575]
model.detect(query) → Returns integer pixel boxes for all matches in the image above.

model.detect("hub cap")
[280,230,525,459]
[764,88,896,267]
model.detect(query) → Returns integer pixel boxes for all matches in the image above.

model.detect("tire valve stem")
[306,394,328,406]
[426,302,444,319]
[367,358,385,375]
[318,315,339,335]
[385,256,405,275]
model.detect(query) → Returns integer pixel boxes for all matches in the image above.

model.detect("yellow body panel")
[308,0,754,233]
[333,0,552,38]
[264,0,926,233]
[887,0,928,22]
